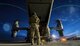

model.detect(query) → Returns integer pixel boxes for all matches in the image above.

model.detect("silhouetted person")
[56,19,63,37]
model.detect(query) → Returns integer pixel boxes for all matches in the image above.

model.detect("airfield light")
[42,39,45,42]
[52,34,56,39]
[41,39,46,45]
[3,23,11,31]
[60,37,67,43]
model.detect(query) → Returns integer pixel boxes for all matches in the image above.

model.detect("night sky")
[49,0,80,37]
[0,0,80,41]
[0,0,29,41]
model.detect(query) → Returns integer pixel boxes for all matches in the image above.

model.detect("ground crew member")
[29,12,41,45]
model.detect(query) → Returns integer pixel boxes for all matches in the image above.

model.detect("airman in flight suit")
[29,12,41,45]
[56,19,63,37]
[11,20,19,38]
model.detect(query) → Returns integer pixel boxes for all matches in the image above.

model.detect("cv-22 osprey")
[11,0,64,43]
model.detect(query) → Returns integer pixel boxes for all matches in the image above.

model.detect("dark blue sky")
[49,0,80,37]
[0,0,29,41]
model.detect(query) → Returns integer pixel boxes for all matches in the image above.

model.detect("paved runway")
[0,40,80,46]
[0,43,31,46]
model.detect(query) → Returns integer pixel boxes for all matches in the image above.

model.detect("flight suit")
[41,26,50,44]
[45,26,50,37]
[30,12,41,45]
[42,26,50,37]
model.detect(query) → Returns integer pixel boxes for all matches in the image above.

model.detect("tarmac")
[0,40,80,46]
